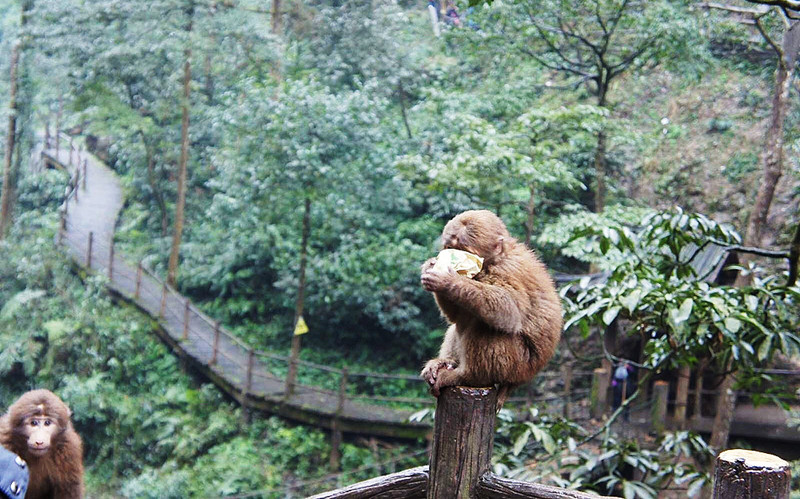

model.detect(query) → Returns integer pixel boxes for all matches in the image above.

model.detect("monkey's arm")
[438,277,524,334]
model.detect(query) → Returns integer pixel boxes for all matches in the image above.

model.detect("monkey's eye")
[44,419,52,426]
[30,420,39,427]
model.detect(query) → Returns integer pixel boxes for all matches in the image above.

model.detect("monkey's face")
[23,415,60,456]
[441,210,509,261]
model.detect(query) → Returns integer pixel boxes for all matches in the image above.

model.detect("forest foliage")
[0,0,799,497]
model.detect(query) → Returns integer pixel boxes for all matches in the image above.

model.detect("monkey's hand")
[421,266,457,293]
[421,257,436,273]
[421,358,455,396]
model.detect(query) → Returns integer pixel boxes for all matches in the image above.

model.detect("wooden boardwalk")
[45,140,432,440]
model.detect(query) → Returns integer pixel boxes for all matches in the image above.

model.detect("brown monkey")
[0,389,84,499]
[420,210,563,407]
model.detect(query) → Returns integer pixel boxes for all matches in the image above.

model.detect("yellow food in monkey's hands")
[432,249,484,278]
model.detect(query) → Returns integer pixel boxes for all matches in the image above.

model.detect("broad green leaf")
[724,317,741,334]
[603,306,621,326]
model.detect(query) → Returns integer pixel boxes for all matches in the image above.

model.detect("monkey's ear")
[493,236,506,257]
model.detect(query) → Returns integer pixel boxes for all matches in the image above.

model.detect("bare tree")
[702,2,800,453]
[0,42,20,240]
[504,0,694,212]
[167,0,195,287]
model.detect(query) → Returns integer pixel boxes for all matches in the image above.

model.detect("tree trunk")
[167,2,194,287]
[525,184,535,247]
[139,132,169,236]
[711,20,800,455]
[0,42,20,240]
[709,367,737,453]
[593,129,607,213]
[286,196,311,398]
[788,220,799,286]
[271,0,281,34]
[593,84,609,213]
[737,20,800,284]
[398,81,413,139]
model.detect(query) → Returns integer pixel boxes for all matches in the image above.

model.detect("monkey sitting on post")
[420,210,563,408]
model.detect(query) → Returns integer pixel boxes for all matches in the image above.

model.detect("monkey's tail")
[496,384,513,412]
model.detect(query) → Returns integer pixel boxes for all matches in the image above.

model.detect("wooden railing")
[312,386,793,499]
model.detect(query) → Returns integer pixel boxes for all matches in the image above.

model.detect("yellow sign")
[294,315,309,336]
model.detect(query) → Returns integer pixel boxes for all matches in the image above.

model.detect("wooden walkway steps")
[46,139,432,440]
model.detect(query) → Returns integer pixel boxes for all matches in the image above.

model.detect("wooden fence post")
[211,321,220,365]
[713,450,790,499]
[69,137,73,166]
[73,169,79,202]
[591,368,609,419]
[651,380,669,435]
[330,367,349,470]
[246,348,254,395]
[693,363,705,421]
[563,363,573,419]
[160,282,167,318]
[674,365,690,429]
[86,231,93,268]
[182,299,190,340]
[428,386,497,499]
[45,122,50,149]
[108,234,115,280]
[57,209,65,244]
[82,159,87,190]
[134,262,142,300]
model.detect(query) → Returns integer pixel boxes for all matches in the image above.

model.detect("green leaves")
[562,206,800,378]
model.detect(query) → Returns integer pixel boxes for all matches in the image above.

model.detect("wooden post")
[330,367,349,470]
[160,282,167,318]
[57,209,65,244]
[73,169,79,202]
[693,363,705,421]
[246,348,254,395]
[135,262,143,300]
[86,231,93,268]
[45,122,50,149]
[674,365,690,429]
[651,380,669,435]
[590,368,609,419]
[563,363,573,419]
[69,137,73,166]
[713,450,790,499]
[428,386,497,499]
[82,159,87,190]
[211,321,220,365]
[182,299,190,340]
[108,234,115,280]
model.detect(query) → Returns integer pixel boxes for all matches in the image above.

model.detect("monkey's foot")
[420,358,455,395]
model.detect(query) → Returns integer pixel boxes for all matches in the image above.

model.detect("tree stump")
[713,449,791,499]
[428,386,497,499]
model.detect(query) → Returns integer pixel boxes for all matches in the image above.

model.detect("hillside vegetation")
[0,0,798,497]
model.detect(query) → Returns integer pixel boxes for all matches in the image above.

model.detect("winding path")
[44,139,431,440]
